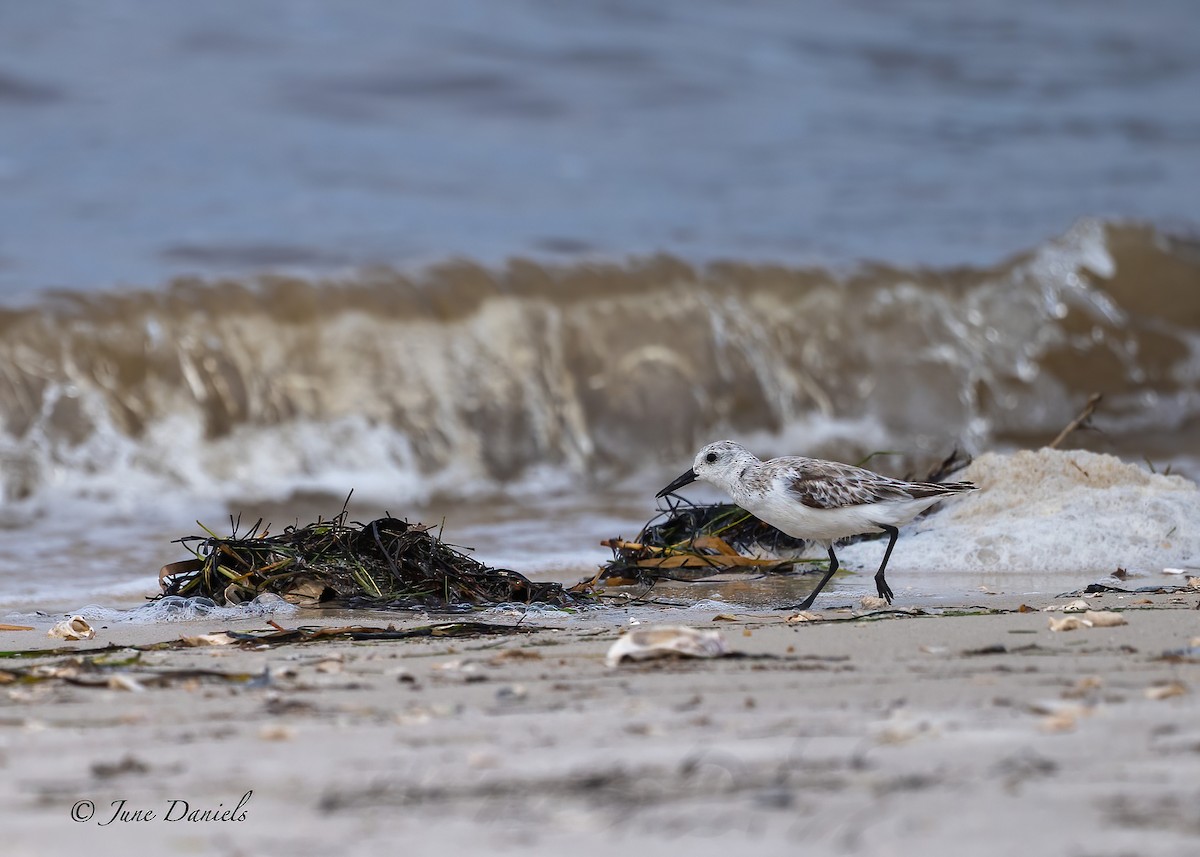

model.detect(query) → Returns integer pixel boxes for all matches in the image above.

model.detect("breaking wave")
[1,219,1198,511]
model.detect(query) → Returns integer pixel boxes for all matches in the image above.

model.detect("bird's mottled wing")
[782,460,918,510]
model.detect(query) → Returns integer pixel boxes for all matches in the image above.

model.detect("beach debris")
[1144,682,1188,701]
[47,616,96,641]
[1039,705,1087,733]
[0,652,263,689]
[1079,581,1196,596]
[1048,611,1128,631]
[1085,610,1128,627]
[485,648,542,666]
[1061,676,1103,699]
[593,501,810,585]
[260,724,296,741]
[860,595,890,610]
[212,621,540,648]
[91,755,150,779]
[106,674,147,692]
[160,509,575,609]
[963,642,1042,656]
[605,625,731,667]
[785,611,823,623]
[2,621,540,665]
[178,632,238,647]
[874,714,935,745]
[1158,644,1200,663]
[0,624,34,632]
[1060,599,1092,613]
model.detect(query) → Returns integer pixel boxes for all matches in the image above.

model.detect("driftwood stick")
[1048,393,1103,449]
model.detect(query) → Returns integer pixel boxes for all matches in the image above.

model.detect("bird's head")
[655,440,751,498]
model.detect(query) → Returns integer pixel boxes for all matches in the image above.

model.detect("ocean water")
[1,1,1198,611]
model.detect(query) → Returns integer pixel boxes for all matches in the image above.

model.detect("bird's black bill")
[656,468,698,498]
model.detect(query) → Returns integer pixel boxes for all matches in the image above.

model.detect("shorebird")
[656,440,977,609]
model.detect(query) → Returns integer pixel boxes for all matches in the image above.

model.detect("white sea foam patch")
[69,595,299,624]
[841,449,1200,576]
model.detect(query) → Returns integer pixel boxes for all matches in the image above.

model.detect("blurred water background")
[1,0,1197,608]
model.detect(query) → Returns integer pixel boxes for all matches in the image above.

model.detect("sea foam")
[841,449,1200,576]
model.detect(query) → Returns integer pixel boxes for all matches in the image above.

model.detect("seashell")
[47,616,95,641]
[106,674,145,692]
[1049,611,1127,632]
[1048,616,1087,632]
[1040,709,1081,733]
[1083,610,1127,627]
[1145,682,1187,701]
[605,626,730,668]
[259,725,296,741]
[859,596,890,610]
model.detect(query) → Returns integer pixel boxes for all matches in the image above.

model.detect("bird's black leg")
[794,546,840,611]
[874,524,899,604]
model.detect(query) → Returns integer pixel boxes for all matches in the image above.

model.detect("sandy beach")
[4,589,1199,857]
[3,3,1198,855]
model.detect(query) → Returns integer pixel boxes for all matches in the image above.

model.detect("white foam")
[69,594,299,624]
[481,603,578,619]
[841,449,1200,576]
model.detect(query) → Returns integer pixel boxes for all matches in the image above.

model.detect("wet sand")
[3,591,1200,857]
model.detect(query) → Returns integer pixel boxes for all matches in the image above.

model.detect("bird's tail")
[909,480,977,498]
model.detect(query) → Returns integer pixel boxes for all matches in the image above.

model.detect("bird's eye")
[705,452,718,463]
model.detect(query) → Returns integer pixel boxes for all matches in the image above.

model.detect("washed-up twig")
[1070,583,1195,596]
[0,651,263,688]
[1048,393,1103,449]
[223,621,540,647]
[0,621,543,675]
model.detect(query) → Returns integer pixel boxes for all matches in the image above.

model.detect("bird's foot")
[790,594,818,612]
[875,574,894,604]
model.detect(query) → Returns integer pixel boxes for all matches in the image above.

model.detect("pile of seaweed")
[597,501,814,585]
[158,511,574,610]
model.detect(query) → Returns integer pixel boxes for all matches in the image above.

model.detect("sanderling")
[656,440,977,609]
